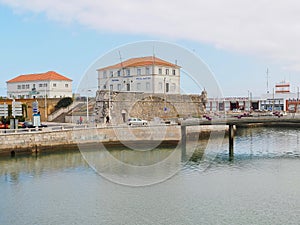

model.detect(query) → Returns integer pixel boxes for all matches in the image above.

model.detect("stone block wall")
[94,91,207,124]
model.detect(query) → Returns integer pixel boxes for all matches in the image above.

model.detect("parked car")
[22,121,48,128]
[0,122,9,129]
[127,118,148,126]
[22,121,35,128]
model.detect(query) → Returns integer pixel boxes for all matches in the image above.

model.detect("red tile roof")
[7,71,72,83]
[98,56,180,71]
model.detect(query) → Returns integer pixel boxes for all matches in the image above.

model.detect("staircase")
[47,101,84,122]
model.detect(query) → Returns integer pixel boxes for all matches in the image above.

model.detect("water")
[1,127,300,225]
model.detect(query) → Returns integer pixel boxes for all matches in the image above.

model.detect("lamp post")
[44,84,47,121]
[86,89,92,123]
[164,77,167,112]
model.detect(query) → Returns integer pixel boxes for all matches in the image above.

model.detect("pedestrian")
[106,115,110,124]
[79,116,83,124]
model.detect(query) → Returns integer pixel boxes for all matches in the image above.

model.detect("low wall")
[0,125,180,156]
[0,125,228,157]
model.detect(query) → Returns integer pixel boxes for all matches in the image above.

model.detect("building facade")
[6,71,72,99]
[97,56,180,94]
[206,82,300,113]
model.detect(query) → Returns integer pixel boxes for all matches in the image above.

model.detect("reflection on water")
[1,127,300,225]
[235,127,300,157]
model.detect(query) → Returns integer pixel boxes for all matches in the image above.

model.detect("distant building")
[97,56,181,94]
[6,71,72,99]
[206,96,259,112]
[206,81,300,113]
[260,81,299,112]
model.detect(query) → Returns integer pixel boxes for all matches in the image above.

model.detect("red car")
[0,123,9,129]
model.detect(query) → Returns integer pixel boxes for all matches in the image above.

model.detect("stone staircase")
[47,101,84,122]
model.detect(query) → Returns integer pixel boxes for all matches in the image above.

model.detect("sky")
[1,0,300,98]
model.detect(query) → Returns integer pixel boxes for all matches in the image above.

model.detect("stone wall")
[0,125,181,156]
[94,90,207,124]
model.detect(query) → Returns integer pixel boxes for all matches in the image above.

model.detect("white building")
[260,81,299,111]
[97,56,181,94]
[6,71,72,99]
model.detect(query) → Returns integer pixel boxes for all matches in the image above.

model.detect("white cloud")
[2,0,300,71]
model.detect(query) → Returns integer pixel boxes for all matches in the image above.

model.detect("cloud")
[2,0,300,71]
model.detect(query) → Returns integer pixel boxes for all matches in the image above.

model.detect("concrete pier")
[229,124,234,158]
[181,126,187,161]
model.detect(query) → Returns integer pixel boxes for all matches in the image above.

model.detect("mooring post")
[229,124,234,158]
[181,125,187,161]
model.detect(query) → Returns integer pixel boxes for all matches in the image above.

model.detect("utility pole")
[86,89,91,123]
[272,88,275,112]
[44,84,47,121]
[266,68,270,94]
[297,86,299,113]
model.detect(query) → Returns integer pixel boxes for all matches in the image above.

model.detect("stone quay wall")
[0,125,182,156]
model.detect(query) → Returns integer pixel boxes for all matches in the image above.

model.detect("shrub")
[55,97,73,110]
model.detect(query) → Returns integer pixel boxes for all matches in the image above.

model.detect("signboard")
[0,104,8,117]
[10,118,18,129]
[33,114,41,127]
[32,101,39,114]
[12,100,23,117]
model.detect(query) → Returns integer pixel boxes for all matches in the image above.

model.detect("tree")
[55,97,73,110]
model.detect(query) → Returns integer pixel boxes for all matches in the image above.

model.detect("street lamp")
[44,84,47,121]
[86,89,92,123]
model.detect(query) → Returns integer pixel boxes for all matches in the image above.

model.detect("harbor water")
[1,127,300,225]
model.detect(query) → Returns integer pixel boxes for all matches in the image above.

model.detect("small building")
[97,56,180,94]
[260,81,300,112]
[6,71,72,99]
[206,96,259,112]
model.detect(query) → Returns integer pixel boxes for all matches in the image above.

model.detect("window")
[17,85,21,89]
[173,69,176,75]
[166,69,169,75]
[110,84,113,90]
[137,68,141,76]
[146,82,150,90]
[171,83,176,91]
[126,83,130,91]
[103,71,107,78]
[53,83,57,87]
[166,83,169,93]
[146,67,150,75]
[103,85,106,89]
[44,83,47,87]
[159,68,162,75]
[26,84,30,89]
[39,84,43,87]
[117,84,121,90]
[117,70,121,77]
[65,84,69,88]
[159,82,163,90]
[22,84,25,89]
[126,69,130,76]
[136,83,141,91]
[110,71,113,77]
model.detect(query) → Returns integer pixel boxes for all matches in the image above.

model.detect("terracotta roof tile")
[7,71,72,83]
[97,56,180,71]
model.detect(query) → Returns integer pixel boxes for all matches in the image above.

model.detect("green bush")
[55,97,73,110]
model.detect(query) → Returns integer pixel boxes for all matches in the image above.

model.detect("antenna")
[118,51,125,76]
[152,46,156,95]
[152,46,156,66]
[266,68,270,93]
